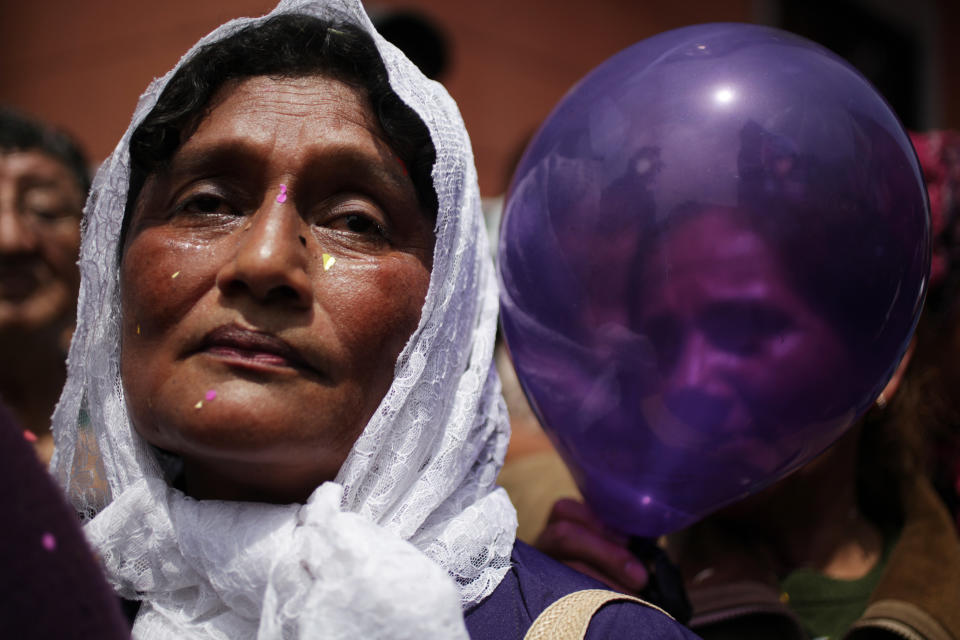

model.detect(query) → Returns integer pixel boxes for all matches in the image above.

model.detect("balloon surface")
[498,23,930,537]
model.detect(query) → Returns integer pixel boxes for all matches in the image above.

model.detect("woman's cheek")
[324,255,429,370]
[121,231,220,337]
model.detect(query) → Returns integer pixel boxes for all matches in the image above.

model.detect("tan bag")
[523,588,672,640]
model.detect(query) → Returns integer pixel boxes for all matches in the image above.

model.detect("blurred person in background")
[0,107,88,465]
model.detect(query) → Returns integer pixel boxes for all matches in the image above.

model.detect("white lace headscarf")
[50,1,517,637]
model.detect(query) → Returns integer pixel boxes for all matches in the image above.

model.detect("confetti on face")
[194,400,204,410]
[276,184,288,204]
[205,389,218,401]
[41,533,56,552]
[23,430,37,443]
[322,253,336,271]
[171,271,181,279]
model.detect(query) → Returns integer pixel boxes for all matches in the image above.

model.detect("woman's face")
[120,76,435,503]
[634,208,852,472]
[0,151,82,345]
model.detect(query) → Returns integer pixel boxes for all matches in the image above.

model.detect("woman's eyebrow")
[19,177,69,191]
[165,141,409,190]
[304,147,410,190]
[165,142,266,180]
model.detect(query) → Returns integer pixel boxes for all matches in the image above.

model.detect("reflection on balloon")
[498,23,930,537]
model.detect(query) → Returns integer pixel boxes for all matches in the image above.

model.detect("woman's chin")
[168,433,347,503]
[134,404,352,489]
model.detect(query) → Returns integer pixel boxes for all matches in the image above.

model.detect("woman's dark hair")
[124,14,437,242]
[0,106,91,197]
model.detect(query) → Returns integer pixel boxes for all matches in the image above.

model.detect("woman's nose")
[216,200,312,309]
[669,332,708,389]
[662,333,735,429]
[0,206,39,255]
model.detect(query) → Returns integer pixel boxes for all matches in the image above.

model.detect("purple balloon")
[498,23,929,537]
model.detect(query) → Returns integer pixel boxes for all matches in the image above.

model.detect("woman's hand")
[534,497,649,594]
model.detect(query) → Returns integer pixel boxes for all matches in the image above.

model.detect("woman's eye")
[701,303,793,356]
[27,205,68,221]
[316,196,390,243]
[23,192,76,222]
[179,194,232,215]
[344,214,380,234]
[328,212,387,241]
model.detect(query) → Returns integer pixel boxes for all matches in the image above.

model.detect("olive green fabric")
[780,532,897,640]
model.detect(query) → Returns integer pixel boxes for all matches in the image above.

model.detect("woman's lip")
[197,325,316,374]
[0,267,40,299]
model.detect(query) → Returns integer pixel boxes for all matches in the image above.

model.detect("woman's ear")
[876,337,916,408]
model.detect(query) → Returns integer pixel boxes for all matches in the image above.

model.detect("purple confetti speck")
[205,389,218,401]
[42,532,56,552]
[641,495,652,506]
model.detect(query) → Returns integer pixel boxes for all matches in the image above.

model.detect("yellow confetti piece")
[779,592,790,604]
[136,324,141,335]
[171,271,181,279]
[322,254,336,271]
[194,400,203,410]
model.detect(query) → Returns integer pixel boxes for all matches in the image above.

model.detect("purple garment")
[464,541,701,639]
[0,401,129,639]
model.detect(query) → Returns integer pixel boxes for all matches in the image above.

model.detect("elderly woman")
[50,1,697,638]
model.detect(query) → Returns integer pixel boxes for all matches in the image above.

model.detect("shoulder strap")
[524,588,673,640]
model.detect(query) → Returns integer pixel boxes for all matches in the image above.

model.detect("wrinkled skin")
[120,76,435,503]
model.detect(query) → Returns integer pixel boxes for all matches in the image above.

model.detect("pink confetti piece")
[276,184,288,204]
[23,430,37,443]
[205,389,217,401]
[41,532,56,552]
[641,495,652,506]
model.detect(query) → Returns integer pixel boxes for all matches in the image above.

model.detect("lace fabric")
[50,0,517,637]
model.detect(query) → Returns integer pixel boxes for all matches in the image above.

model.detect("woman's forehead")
[188,76,381,150]
[157,76,410,191]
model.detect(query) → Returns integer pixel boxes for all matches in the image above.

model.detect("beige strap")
[524,588,672,640]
